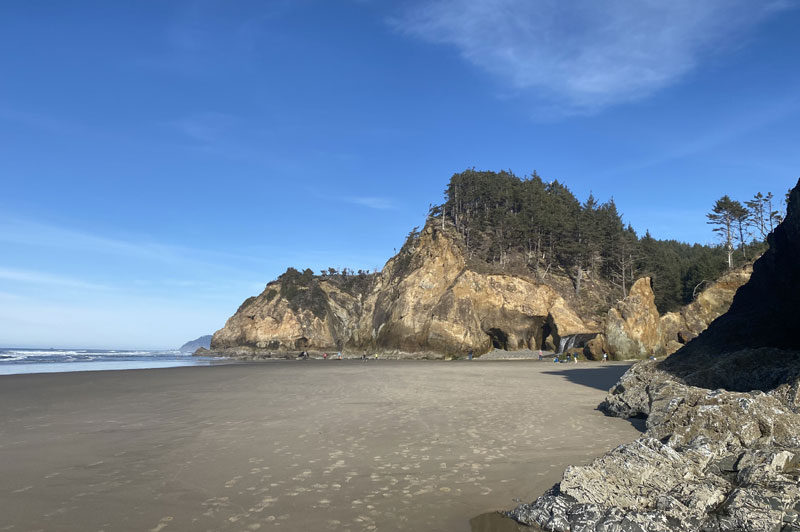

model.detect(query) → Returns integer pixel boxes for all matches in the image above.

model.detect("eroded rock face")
[603,277,665,360]
[660,266,752,354]
[601,266,752,360]
[211,224,593,356]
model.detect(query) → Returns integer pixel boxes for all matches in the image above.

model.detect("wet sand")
[0,361,641,531]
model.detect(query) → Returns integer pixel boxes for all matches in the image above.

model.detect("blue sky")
[2,0,799,349]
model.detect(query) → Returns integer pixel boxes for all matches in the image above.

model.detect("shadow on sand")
[541,364,632,392]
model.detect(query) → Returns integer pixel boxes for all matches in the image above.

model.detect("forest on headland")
[279,169,787,316]
[426,169,785,313]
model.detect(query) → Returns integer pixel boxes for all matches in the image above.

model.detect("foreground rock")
[211,224,593,357]
[508,179,800,532]
[509,352,800,532]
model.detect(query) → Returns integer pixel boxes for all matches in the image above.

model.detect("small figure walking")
[602,353,608,363]
[573,353,578,364]
[323,352,328,360]
[468,349,473,361]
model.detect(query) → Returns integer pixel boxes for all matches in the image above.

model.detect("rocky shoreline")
[507,355,800,531]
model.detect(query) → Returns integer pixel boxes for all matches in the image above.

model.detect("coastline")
[1,361,641,531]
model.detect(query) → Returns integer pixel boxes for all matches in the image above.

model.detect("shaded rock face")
[509,179,800,532]
[211,224,592,356]
[603,277,664,360]
[667,179,800,362]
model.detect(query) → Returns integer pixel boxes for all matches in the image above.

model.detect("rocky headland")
[178,334,212,353]
[208,225,749,361]
[210,223,595,358]
[506,179,800,532]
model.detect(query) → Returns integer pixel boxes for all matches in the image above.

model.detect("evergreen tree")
[706,196,741,269]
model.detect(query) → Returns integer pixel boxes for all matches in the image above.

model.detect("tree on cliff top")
[434,170,744,313]
[707,195,747,269]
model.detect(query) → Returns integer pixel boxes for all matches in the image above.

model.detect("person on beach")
[602,353,608,362]
[554,356,559,363]
[574,353,578,364]
[538,350,543,361]
[323,352,328,360]
[468,349,473,360]
[374,353,378,360]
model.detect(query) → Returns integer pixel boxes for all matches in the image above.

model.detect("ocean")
[0,348,224,375]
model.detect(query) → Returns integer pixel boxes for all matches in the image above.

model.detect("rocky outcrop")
[663,182,800,363]
[660,266,752,353]
[211,224,593,356]
[510,352,800,532]
[603,277,665,360]
[596,267,751,361]
[508,179,800,532]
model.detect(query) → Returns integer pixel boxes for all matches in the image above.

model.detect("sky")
[2,0,799,349]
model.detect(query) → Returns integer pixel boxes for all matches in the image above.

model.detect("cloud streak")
[392,0,796,113]
[343,196,397,210]
[0,268,108,290]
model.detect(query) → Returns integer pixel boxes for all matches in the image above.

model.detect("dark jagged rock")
[508,179,800,532]
[665,179,800,363]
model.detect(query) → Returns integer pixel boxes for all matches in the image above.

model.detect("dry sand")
[0,360,642,532]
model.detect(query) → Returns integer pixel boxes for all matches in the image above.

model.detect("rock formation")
[593,267,751,361]
[603,277,665,360]
[660,265,752,352]
[507,178,800,532]
[211,224,593,357]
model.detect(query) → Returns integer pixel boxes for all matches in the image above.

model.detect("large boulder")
[604,277,665,360]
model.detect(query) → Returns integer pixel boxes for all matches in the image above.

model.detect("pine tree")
[707,196,741,269]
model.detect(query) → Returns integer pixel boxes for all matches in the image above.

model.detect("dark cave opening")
[488,328,509,350]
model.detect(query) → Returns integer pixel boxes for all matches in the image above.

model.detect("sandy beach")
[0,360,642,532]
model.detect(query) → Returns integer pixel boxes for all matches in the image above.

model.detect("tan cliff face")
[211,224,592,356]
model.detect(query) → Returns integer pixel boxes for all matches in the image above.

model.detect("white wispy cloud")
[0,268,108,290]
[392,0,796,113]
[343,196,397,210]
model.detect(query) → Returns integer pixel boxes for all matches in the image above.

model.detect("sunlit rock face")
[211,224,592,357]
[603,277,664,360]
